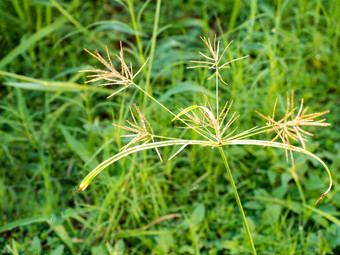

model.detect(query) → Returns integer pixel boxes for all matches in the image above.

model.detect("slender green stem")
[291,166,306,204]
[131,82,213,142]
[218,147,257,255]
[216,66,219,120]
[249,0,257,36]
[144,0,161,104]
[132,82,173,116]
[127,0,145,64]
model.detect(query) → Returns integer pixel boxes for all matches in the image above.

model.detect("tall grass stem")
[218,147,257,255]
[127,0,145,63]
[131,82,212,141]
[144,0,161,107]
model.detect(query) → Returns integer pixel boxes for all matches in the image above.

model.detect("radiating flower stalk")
[78,36,332,255]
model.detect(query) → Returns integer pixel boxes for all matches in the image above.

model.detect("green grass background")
[0,0,339,254]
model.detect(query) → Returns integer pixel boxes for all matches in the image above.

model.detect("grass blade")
[303,204,340,227]
[0,216,49,233]
[76,139,213,192]
[0,70,111,93]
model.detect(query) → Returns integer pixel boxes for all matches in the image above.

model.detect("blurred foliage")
[0,0,339,254]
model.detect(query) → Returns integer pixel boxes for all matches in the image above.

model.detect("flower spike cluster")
[113,104,162,162]
[188,36,249,85]
[255,91,330,166]
[80,42,149,98]
[174,94,239,145]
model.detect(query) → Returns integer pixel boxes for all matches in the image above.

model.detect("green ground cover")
[0,0,339,254]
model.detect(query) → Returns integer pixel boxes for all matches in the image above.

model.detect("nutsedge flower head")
[113,104,162,161]
[80,42,148,98]
[256,91,330,166]
[188,35,249,85]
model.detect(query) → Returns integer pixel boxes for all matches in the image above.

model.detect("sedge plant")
[77,36,332,254]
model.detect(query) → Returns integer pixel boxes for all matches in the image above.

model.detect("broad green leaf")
[112,239,125,254]
[10,239,19,255]
[155,232,173,254]
[51,245,65,255]
[29,236,41,255]
[60,125,94,165]
[178,245,195,254]
[91,244,108,255]
[191,203,205,225]
[263,204,282,225]
[52,225,76,255]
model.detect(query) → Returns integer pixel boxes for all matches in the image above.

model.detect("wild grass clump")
[78,36,332,254]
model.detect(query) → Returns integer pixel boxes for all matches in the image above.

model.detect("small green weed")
[78,36,332,254]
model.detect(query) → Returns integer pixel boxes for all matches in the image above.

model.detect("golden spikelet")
[80,42,149,98]
[256,91,330,166]
[188,36,248,85]
[113,104,162,161]
[176,94,239,145]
